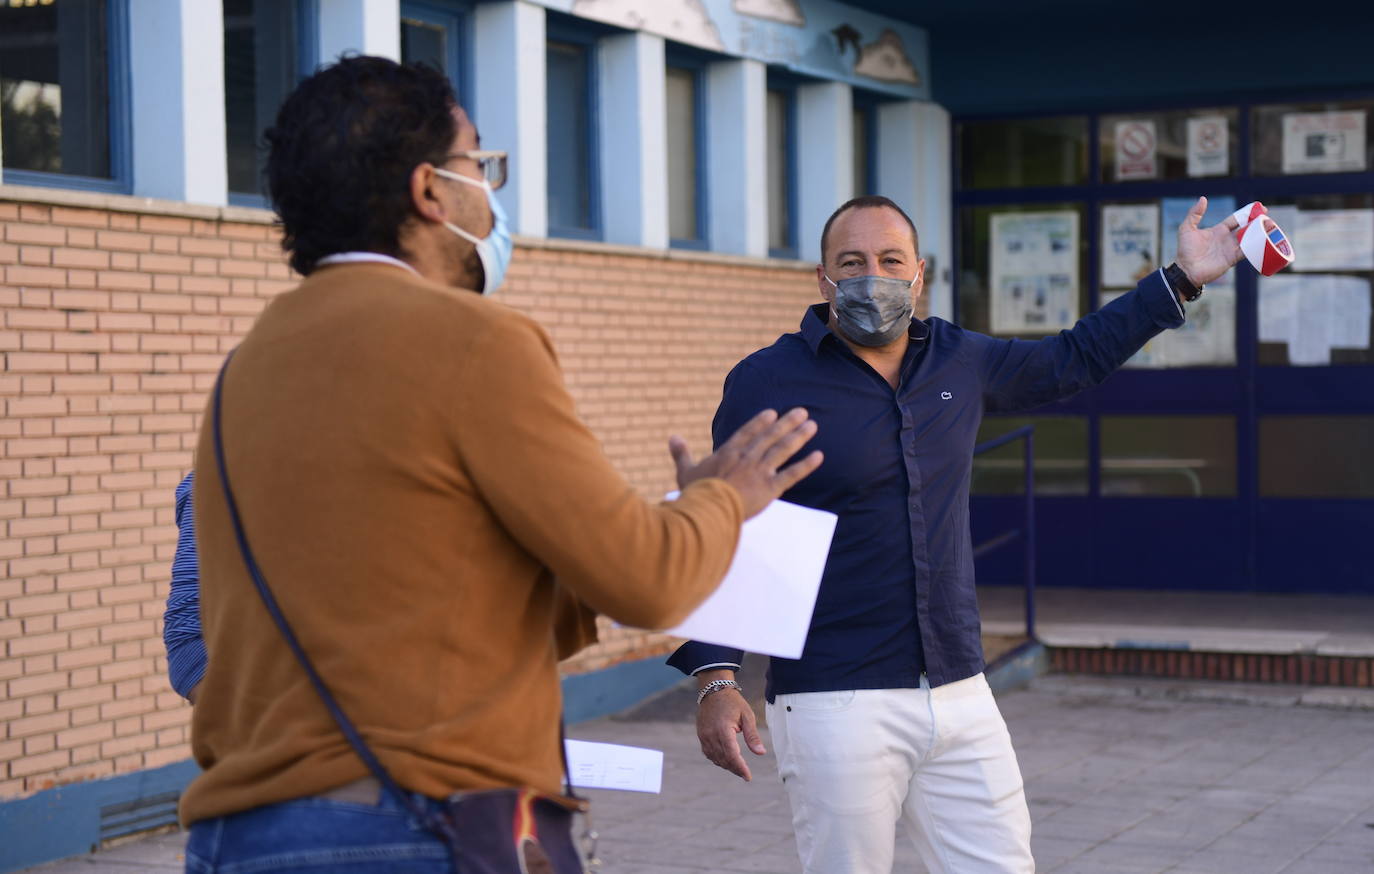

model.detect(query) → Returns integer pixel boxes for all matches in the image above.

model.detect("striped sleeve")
[164,471,207,700]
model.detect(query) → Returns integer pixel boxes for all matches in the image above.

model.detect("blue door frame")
[956,90,1374,596]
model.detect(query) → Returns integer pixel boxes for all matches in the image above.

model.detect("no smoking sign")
[1115,119,1158,180]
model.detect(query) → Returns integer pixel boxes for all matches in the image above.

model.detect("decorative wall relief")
[571,0,725,51]
[733,0,805,27]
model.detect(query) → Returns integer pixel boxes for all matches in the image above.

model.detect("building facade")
[3,0,1373,869]
[0,1,947,866]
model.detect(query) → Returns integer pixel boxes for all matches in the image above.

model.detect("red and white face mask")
[1231,201,1295,276]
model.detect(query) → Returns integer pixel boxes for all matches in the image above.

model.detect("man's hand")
[1175,196,1244,287]
[695,672,766,781]
[669,408,822,519]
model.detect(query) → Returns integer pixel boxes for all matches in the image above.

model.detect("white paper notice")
[1293,209,1374,271]
[1282,110,1368,174]
[1100,204,1159,288]
[564,740,663,793]
[1328,276,1372,349]
[1291,281,1332,365]
[665,498,837,659]
[989,210,1080,334]
[1187,115,1229,177]
[1258,275,1299,345]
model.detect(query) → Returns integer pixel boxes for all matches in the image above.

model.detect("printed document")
[564,740,663,793]
[663,496,837,659]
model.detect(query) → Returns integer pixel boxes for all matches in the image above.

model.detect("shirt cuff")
[690,662,742,675]
[1156,267,1188,321]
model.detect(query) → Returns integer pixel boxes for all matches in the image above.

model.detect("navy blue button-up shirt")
[669,271,1185,700]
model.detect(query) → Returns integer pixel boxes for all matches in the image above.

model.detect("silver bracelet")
[696,678,742,705]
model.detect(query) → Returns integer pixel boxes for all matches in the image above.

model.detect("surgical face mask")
[823,273,917,347]
[434,167,512,295]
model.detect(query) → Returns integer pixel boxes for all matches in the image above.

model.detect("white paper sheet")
[1293,209,1374,271]
[664,497,837,659]
[1328,275,1372,349]
[564,740,663,793]
[1291,281,1332,365]
[1258,275,1299,345]
[1105,286,1235,369]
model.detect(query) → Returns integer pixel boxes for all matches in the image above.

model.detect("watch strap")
[1164,262,1203,302]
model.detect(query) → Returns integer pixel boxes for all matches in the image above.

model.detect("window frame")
[0,0,133,195]
[225,0,318,208]
[765,72,800,260]
[399,0,472,109]
[851,89,884,199]
[544,17,603,241]
[665,46,710,251]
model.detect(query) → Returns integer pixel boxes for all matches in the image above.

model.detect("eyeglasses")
[443,150,508,190]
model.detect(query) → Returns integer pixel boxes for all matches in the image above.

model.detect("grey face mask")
[824,274,917,347]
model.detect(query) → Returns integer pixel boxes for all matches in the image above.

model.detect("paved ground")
[20,673,1374,873]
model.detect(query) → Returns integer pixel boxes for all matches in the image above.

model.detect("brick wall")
[0,185,929,801]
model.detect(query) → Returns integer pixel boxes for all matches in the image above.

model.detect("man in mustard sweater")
[182,56,821,872]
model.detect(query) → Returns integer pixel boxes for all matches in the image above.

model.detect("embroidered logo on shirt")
[941,391,953,400]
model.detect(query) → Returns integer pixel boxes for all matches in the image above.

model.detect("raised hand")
[668,408,822,519]
[1175,196,1244,287]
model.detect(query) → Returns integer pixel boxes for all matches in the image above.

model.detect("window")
[666,63,704,247]
[766,84,796,257]
[224,0,302,203]
[852,105,870,197]
[1260,416,1374,497]
[1098,108,1239,182]
[401,2,466,100]
[1252,99,1374,177]
[0,0,127,191]
[972,416,1089,496]
[1100,415,1236,497]
[545,36,598,238]
[957,116,1088,189]
[851,90,884,198]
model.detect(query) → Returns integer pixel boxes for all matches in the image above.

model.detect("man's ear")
[409,163,445,224]
[912,257,927,300]
[815,263,834,302]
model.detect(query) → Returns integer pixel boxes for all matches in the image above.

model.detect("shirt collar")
[800,302,931,355]
[315,251,419,275]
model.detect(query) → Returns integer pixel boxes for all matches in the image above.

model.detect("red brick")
[5,224,66,245]
[51,248,110,270]
[97,231,154,252]
[6,265,67,287]
[5,352,67,372]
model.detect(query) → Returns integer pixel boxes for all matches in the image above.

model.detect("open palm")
[1175,196,1244,286]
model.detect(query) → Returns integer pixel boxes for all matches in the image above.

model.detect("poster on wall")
[1292,209,1374,271]
[1186,115,1229,177]
[1281,110,1367,174]
[1114,119,1158,180]
[1160,196,1236,286]
[1101,204,1160,288]
[1259,274,1372,365]
[990,211,1079,334]
[1103,287,1236,368]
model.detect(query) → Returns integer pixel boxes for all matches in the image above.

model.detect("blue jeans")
[185,788,454,873]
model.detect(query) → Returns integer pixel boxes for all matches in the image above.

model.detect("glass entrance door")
[956,97,1374,596]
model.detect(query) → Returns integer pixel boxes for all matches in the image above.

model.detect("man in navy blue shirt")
[669,194,1244,873]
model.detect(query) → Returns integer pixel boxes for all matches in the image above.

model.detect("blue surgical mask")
[823,273,917,346]
[434,168,513,295]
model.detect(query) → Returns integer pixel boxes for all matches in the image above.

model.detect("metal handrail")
[972,425,1037,640]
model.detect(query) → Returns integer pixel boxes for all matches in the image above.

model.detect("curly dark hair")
[264,56,458,275]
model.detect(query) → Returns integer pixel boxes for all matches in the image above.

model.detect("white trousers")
[766,674,1034,874]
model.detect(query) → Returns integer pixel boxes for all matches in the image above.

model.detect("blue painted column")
[128,0,228,205]
[795,81,853,263]
[597,32,668,248]
[878,100,952,320]
[705,58,767,258]
[317,0,401,62]
[473,1,547,237]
